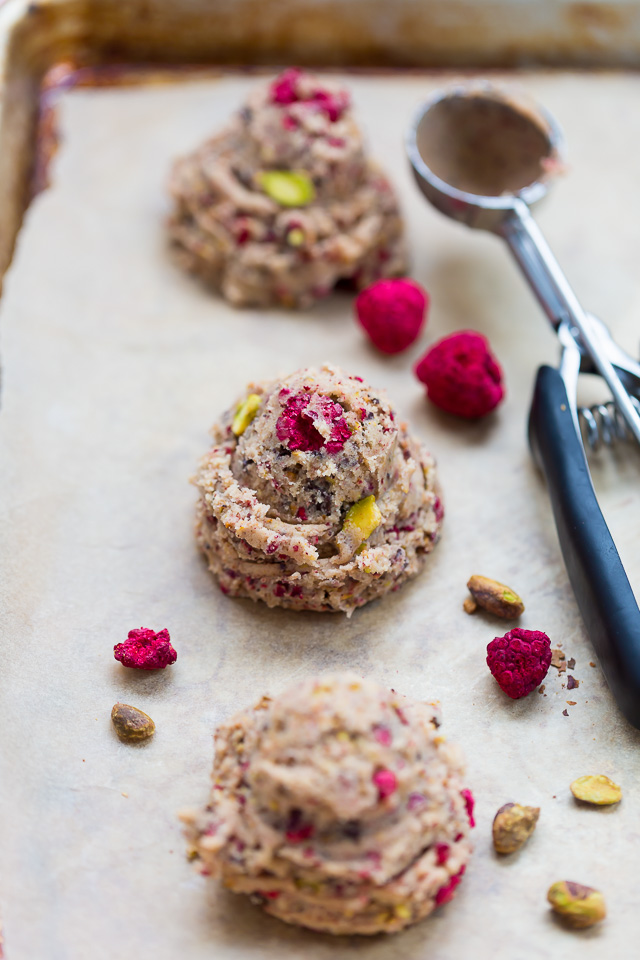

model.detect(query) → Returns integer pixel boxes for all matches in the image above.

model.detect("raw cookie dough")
[194,364,442,614]
[181,673,474,936]
[168,69,407,307]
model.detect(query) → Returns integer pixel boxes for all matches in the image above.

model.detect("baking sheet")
[1,71,639,959]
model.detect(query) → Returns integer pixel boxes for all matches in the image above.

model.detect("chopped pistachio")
[570,774,621,806]
[547,881,606,928]
[111,702,155,743]
[492,802,540,854]
[343,495,382,542]
[232,393,261,437]
[466,575,524,619]
[286,227,305,246]
[257,170,316,207]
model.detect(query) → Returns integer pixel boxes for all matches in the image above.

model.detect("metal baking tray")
[1,2,640,958]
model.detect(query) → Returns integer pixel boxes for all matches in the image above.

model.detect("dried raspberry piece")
[415,331,504,418]
[435,843,450,865]
[311,87,350,122]
[355,278,428,355]
[276,393,350,453]
[114,627,177,670]
[269,68,302,105]
[460,788,475,828]
[486,628,552,699]
[372,768,397,799]
[372,724,392,747]
[268,68,350,122]
[285,809,315,843]
[435,865,466,906]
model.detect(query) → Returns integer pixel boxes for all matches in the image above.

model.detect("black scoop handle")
[529,365,640,729]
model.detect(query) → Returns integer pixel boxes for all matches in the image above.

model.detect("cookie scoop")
[181,673,474,934]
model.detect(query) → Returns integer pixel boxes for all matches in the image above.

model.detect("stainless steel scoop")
[406,83,640,728]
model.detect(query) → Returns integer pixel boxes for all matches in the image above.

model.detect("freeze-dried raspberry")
[415,331,504,418]
[270,68,302,105]
[435,866,466,906]
[285,809,315,843]
[435,843,450,865]
[372,724,392,747]
[461,788,476,828]
[114,627,177,670]
[311,87,350,123]
[372,768,397,799]
[269,68,350,122]
[276,393,350,453]
[355,278,428,354]
[486,628,552,699]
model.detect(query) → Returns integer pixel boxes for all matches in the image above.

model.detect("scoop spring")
[579,397,640,451]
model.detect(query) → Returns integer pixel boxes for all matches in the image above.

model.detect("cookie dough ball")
[194,364,442,614]
[181,673,474,935]
[168,69,407,308]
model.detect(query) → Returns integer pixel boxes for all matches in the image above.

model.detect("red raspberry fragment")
[269,68,350,122]
[355,278,428,355]
[373,768,397,799]
[311,87,350,123]
[435,843,450,865]
[114,627,177,670]
[415,330,504,418]
[270,68,302,105]
[285,809,315,843]
[435,865,466,906]
[372,724,392,747]
[276,393,351,453]
[486,628,552,699]
[460,788,475,828]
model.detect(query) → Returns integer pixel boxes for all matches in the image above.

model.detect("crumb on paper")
[122,792,129,798]
[463,596,478,615]
[567,658,576,670]
[589,661,596,668]
[538,685,545,694]
[562,709,569,717]
[567,676,579,690]
[551,648,566,672]
[566,701,577,706]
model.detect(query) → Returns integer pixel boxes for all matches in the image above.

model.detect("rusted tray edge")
[2,0,640,291]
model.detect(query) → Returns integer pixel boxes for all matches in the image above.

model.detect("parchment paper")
[1,71,639,960]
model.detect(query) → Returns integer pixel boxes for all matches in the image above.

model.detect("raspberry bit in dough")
[276,393,351,453]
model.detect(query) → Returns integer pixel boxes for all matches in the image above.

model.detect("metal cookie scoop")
[406,83,640,729]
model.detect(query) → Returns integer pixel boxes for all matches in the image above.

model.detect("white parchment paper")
[1,71,639,959]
